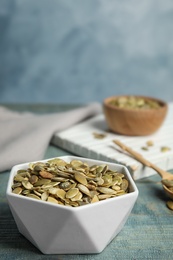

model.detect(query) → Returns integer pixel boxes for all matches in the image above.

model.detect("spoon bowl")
[163,185,173,200]
[113,140,173,200]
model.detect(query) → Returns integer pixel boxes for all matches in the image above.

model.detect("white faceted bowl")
[6,156,138,254]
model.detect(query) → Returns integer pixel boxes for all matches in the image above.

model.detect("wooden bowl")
[103,95,168,136]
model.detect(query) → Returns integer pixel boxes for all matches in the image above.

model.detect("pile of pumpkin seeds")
[11,158,130,207]
[109,96,161,110]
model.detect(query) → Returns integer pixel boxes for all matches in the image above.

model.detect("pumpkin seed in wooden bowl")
[103,95,168,136]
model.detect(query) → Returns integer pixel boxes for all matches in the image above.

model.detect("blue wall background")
[0,0,173,104]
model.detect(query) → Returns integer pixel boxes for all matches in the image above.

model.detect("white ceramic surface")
[6,156,138,254]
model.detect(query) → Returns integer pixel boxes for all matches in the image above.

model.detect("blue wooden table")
[0,104,173,260]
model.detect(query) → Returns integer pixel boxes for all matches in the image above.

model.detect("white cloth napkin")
[0,103,102,172]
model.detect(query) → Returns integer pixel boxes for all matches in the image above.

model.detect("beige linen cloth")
[0,103,102,172]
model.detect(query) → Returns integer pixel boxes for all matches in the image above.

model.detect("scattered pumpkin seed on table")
[93,132,107,139]
[11,158,130,207]
[146,140,154,147]
[161,146,171,152]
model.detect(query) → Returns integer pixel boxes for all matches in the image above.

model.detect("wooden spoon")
[113,139,173,200]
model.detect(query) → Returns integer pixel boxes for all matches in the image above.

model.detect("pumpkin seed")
[74,172,88,185]
[98,194,114,200]
[66,188,79,199]
[12,187,23,195]
[78,184,91,197]
[71,191,83,202]
[93,132,107,139]
[14,175,25,182]
[162,179,173,188]
[34,179,51,186]
[27,194,41,200]
[166,200,173,210]
[146,140,154,146]
[91,195,99,203]
[29,175,38,184]
[97,187,116,195]
[161,146,171,152]
[56,189,66,200]
[22,180,33,190]
[47,196,59,204]
[41,191,49,201]
[39,171,53,179]
[47,158,67,166]
[70,160,83,168]
[120,179,129,191]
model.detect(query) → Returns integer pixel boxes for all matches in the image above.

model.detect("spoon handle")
[113,140,170,179]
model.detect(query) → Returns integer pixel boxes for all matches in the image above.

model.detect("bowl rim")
[103,95,168,112]
[6,155,139,211]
